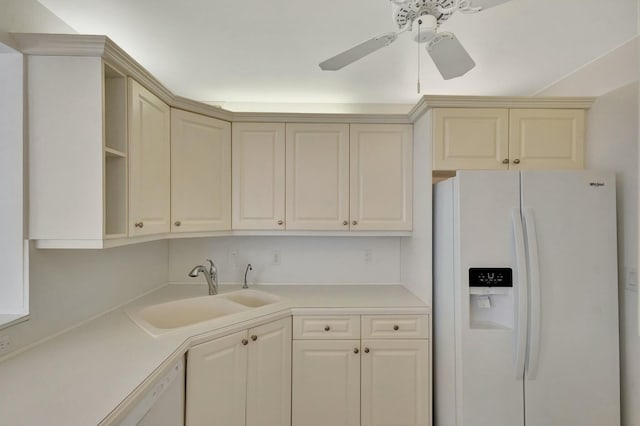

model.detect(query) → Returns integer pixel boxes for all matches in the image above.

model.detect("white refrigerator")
[433,170,620,426]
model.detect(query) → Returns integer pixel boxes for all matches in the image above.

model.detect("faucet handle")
[206,259,217,276]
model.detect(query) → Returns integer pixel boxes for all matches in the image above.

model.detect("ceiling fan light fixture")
[413,14,438,43]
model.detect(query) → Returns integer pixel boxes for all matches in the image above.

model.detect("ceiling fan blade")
[427,32,476,80]
[466,0,512,10]
[319,33,398,71]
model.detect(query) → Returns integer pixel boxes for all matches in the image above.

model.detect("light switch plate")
[626,267,638,292]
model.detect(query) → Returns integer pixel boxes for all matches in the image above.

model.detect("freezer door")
[455,171,525,426]
[521,171,620,426]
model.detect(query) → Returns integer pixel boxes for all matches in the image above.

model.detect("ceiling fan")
[319,0,512,80]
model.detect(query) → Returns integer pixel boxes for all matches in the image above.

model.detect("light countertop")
[0,284,428,426]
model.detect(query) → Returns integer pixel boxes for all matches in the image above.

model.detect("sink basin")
[220,289,282,308]
[127,289,285,337]
[132,296,248,331]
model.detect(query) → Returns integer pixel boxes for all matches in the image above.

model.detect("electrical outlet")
[364,248,373,264]
[271,250,280,265]
[229,250,239,268]
[0,335,11,356]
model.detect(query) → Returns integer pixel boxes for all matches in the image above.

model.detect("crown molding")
[408,95,596,121]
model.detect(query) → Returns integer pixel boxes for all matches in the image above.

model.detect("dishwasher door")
[119,358,185,426]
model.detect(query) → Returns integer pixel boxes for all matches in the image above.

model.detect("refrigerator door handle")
[523,207,541,380]
[511,208,528,379]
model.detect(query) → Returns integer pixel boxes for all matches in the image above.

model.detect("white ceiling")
[37,0,638,112]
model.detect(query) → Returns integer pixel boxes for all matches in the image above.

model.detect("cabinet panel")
[246,318,292,426]
[186,330,247,426]
[232,122,285,230]
[350,124,413,231]
[171,109,231,232]
[433,108,509,171]
[292,340,361,426]
[361,339,429,426]
[128,78,171,236]
[509,109,584,170]
[286,123,350,230]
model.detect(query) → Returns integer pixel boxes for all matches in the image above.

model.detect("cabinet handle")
[251,335,258,341]
[277,220,284,226]
[502,158,509,164]
[353,348,359,354]
[364,347,370,353]
[343,220,348,226]
[241,339,248,346]
[324,325,331,331]
[134,222,144,228]
[352,220,358,226]
[393,325,399,331]
[513,159,521,164]
[174,221,181,227]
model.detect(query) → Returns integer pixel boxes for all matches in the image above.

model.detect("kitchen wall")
[538,43,639,425]
[169,236,402,285]
[0,0,76,34]
[0,241,169,360]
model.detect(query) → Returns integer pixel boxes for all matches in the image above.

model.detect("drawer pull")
[324,325,331,331]
[134,221,144,228]
[277,220,284,225]
[251,335,258,341]
[353,348,359,354]
[241,339,248,346]
[393,325,399,331]
[364,347,370,353]
[174,221,181,227]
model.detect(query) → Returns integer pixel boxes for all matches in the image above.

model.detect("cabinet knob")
[241,339,248,346]
[174,221,181,227]
[353,348,359,354]
[393,325,399,331]
[364,347,370,353]
[513,158,521,164]
[352,220,358,226]
[251,334,258,341]
[134,221,144,228]
[502,158,509,164]
[343,220,348,226]
[324,325,331,331]
[277,220,284,226]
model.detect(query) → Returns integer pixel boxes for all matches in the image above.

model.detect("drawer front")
[361,315,428,339]
[293,315,360,339]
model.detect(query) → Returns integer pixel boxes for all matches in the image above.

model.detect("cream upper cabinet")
[171,109,231,233]
[286,123,350,230]
[350,124,413,231]
[433,108,510,170]
[128,78,171,236]
[186,317,291,426]
[292,340,361,426]
[232,122,286,230]
[361,339,430,426]
[432,107,585,171]
[509,109,584,170]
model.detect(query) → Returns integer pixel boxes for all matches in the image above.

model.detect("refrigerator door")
[455,171,525,426]
[521,171,620,426]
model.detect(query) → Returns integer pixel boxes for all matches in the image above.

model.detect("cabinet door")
[433,108,509,171]
[128,78,170,236]
[350,124,413,231]
[292,340,360,426]
[509,109,584,170]
[232,122,285,230]
[186,330,248,426]
[361,339,429,426]
[286,123,350,230]
[171,109,231,232]
[246,317,292,426]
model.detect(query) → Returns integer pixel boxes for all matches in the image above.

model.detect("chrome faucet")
[188,259,218,295]
[243,264,253,289]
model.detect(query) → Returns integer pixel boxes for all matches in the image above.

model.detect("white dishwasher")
[118,358,185,426]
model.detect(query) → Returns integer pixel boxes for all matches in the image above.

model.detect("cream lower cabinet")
[171,109,231,233]
[292,315,429,426]
[128,78,171,236]
[186,317,291,426]
[432,107,585,171]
